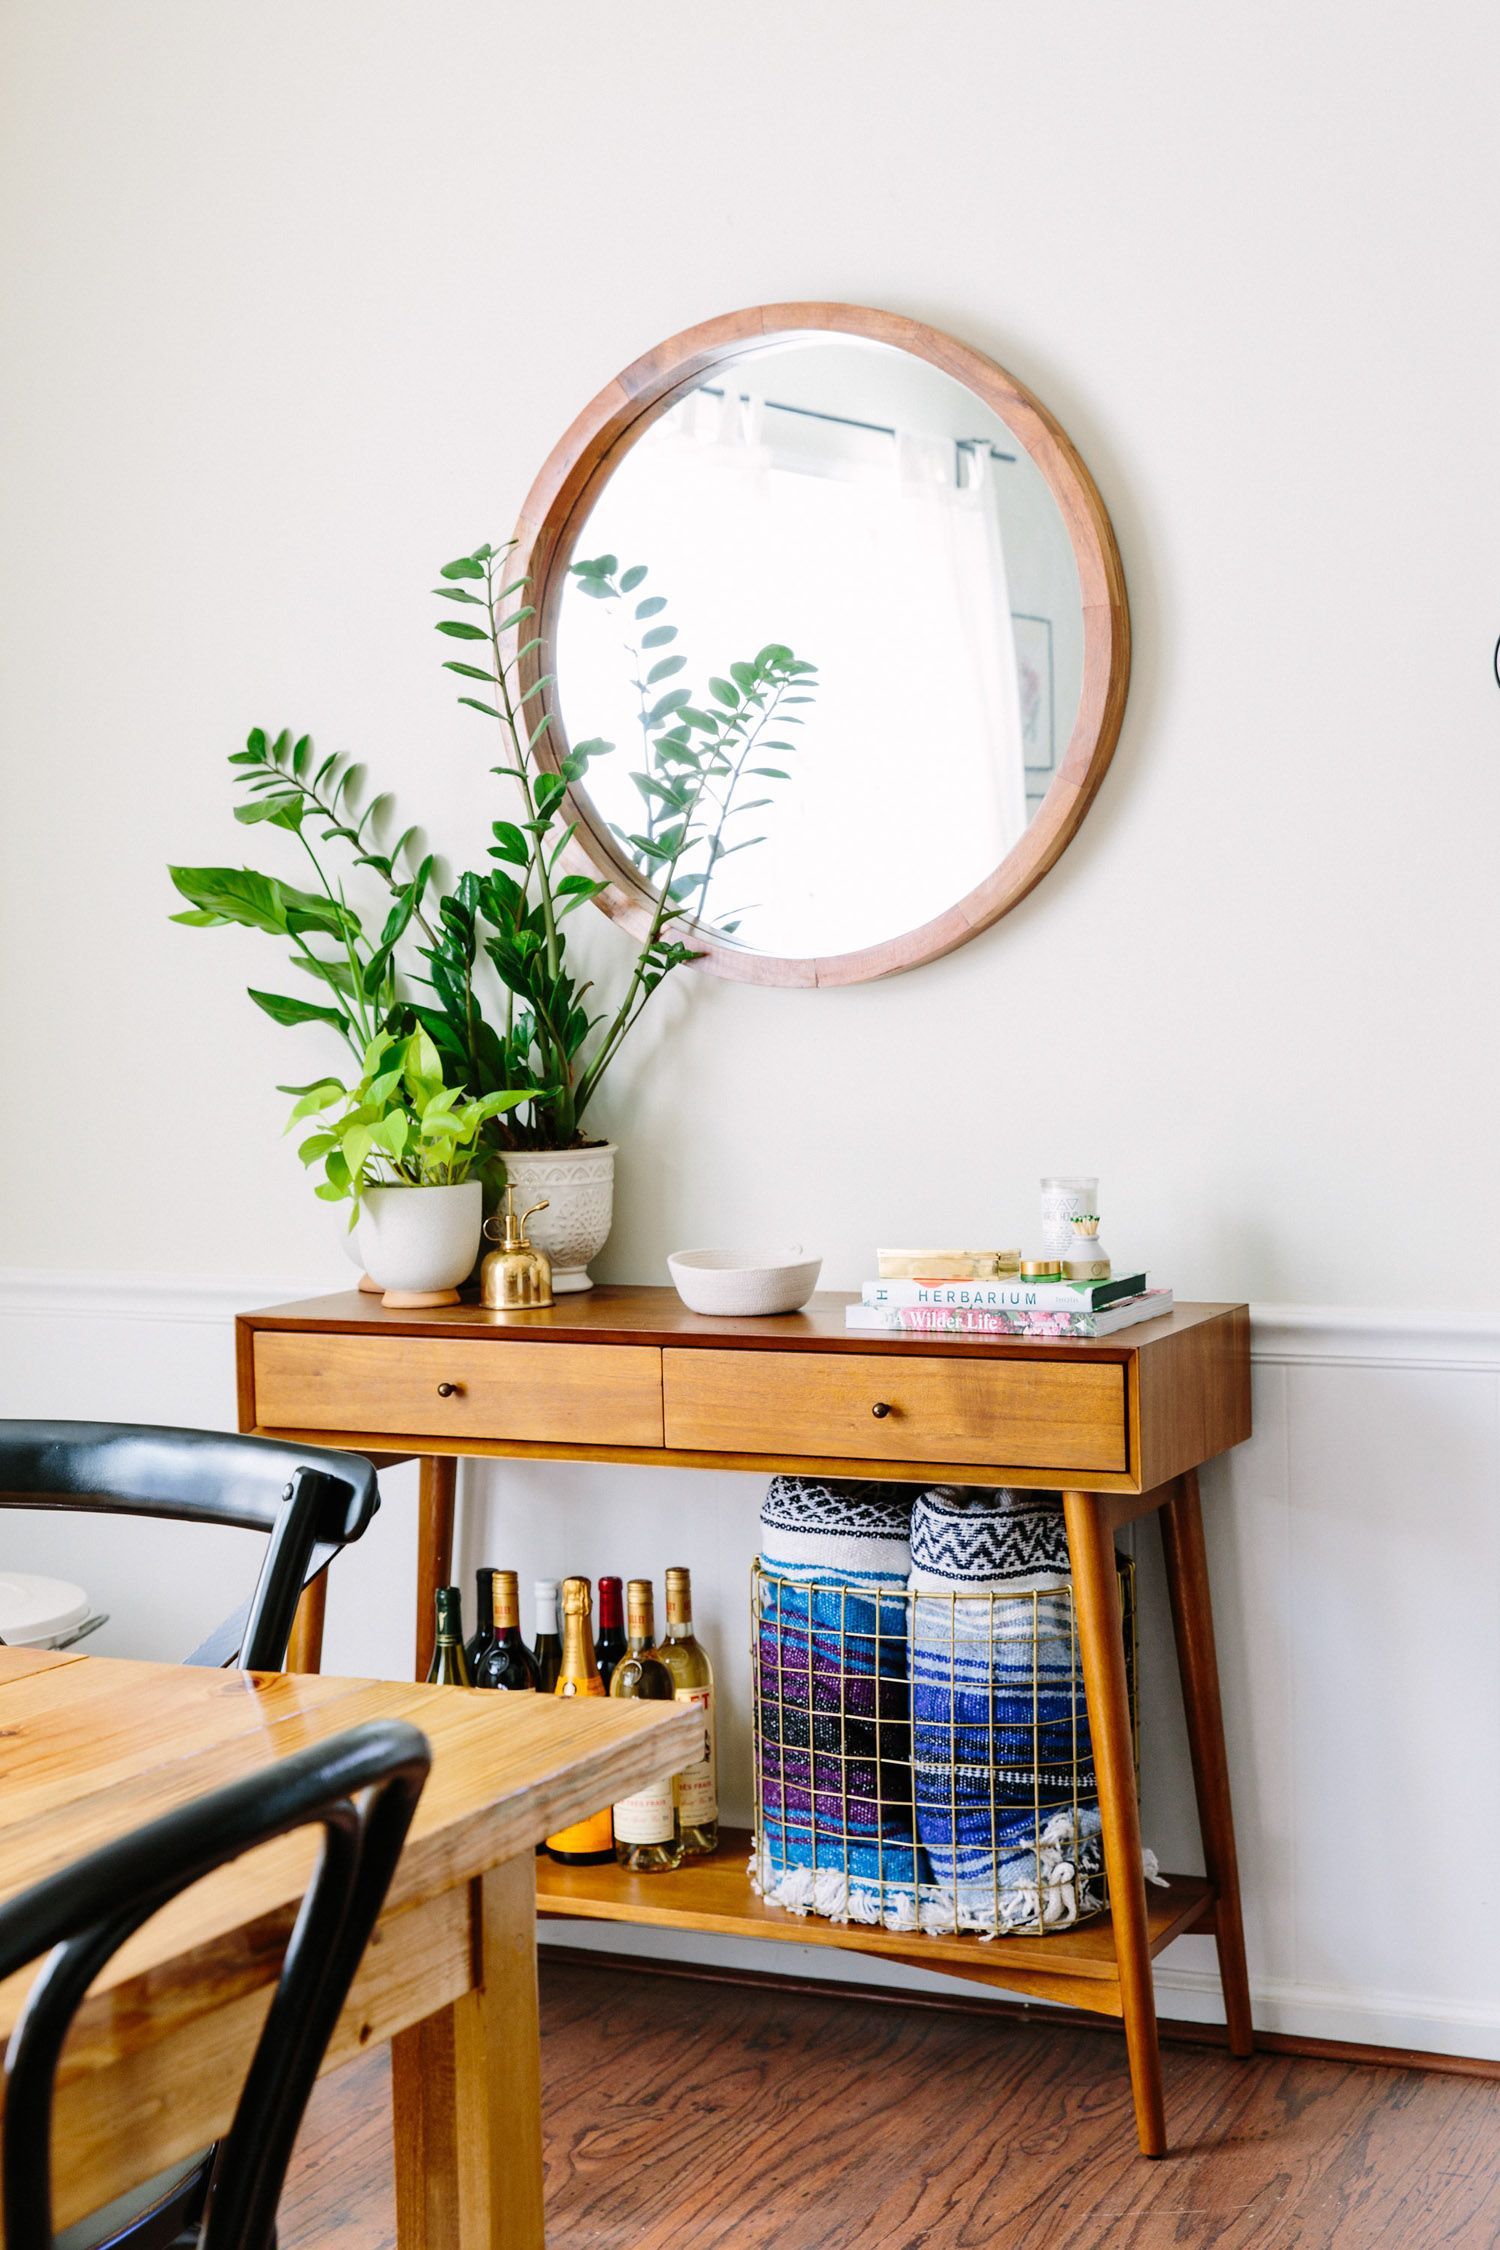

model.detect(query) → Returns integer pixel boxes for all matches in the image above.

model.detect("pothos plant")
[169,544,816,1171]
[287,1026,530,1219]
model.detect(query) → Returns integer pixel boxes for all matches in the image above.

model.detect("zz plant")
[169,545,816,1166]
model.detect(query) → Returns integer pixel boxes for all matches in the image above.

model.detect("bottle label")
[673,1686,717,1823]
[613,1781,675,1846]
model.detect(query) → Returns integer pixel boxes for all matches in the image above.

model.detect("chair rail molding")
[1,1273,1497,1369]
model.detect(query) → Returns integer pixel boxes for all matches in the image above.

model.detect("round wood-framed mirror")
[511,303,1130,987]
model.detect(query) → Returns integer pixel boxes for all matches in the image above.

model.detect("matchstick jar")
[1041,1176,1098,1258]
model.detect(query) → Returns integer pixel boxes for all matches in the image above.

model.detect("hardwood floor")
[283,1958,1500,2249]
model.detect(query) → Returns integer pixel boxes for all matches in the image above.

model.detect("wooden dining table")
[0,1644,701,2250]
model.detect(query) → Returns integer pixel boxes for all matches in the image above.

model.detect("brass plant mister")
[480,1189,554,1310]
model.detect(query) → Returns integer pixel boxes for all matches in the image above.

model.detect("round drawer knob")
[871,1400,892,1419]
[436,1382,459,1398]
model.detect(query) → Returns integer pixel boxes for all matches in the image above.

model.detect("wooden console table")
[235,1287,1253,2158]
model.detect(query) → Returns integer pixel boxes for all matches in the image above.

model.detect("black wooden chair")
[0,1718,430,2250]
[0,1423,381,1670]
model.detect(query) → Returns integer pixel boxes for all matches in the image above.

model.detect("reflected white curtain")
[894,432,1028,855]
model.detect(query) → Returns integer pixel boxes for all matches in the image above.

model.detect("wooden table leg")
[1064,1490,1167,2159]
[416,1456,458,1682]
[285,1571,328,1674]
[1159,1468,1255,2059]
[391,1855,545,2250]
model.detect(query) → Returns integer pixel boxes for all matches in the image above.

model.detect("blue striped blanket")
[752,1476,921,1923]
[909,1487,1147,1932]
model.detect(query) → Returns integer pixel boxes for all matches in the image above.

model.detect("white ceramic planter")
[501,1144,616,1293]
[358,1180,484,1308]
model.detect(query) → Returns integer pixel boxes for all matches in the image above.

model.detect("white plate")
[0,1571,91,1648]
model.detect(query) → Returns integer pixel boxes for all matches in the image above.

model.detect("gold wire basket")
[750,1556,1137,1941]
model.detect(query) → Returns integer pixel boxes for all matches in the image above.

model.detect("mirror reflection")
[555,334,1084,960]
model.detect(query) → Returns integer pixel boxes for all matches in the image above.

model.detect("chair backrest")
[0,1718,430,2250]
[0,1423,381,1670]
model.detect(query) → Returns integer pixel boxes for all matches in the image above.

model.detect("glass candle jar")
[1041,1176,1098,1258]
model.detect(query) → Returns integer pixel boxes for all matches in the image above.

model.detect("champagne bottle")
[532,1579,562,1694]
[658,1565,717,1856]
[544,1577,615,1866]
[609,1580,683,1872]
[595,1574,627,1690]
[475,1570,540,1691]
[466,1568,499,1675]
[426,1584,473,1686]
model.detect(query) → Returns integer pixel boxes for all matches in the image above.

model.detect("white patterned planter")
[501,1144,616,1293]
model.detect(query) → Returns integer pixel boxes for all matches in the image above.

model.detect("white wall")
[3,1,1499,2056]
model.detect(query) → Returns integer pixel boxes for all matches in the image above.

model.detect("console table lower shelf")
[537,1828,1217,2018]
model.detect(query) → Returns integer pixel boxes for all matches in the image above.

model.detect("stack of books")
[845,1271,1173,1340]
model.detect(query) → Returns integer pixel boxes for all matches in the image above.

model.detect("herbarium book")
[843,1290,1174,1339]
[861,1273,1148,1313]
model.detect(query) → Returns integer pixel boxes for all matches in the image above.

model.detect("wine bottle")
[658,1565,718,1856]
[475,1570,541,1691]
[466,1568,499,1675]
[609,1580,682,1872]
[532,1578,562,1694]
[544,1577,615,1866]
[426,1584,474,1686]
[595,1574,627,1690]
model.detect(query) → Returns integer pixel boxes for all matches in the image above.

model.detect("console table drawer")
[663,1348,1127,1471]
[253,1332,664,1446]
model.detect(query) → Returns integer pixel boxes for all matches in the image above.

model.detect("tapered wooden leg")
[416,1455,457,1681]
[1064,1491,1167,2159]
[391,1856,544,2250]
[1159,1469,1255,2058]
[285,1570,328,1674]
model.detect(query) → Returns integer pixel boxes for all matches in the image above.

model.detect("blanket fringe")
[749,1818,1163,1940]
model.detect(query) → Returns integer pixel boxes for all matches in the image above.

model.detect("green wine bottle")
[427,1584,474,1686]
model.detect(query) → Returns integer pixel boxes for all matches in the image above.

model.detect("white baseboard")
[540,1923,1500,2064]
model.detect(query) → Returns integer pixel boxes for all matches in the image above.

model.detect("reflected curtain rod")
[695,383,1017,465]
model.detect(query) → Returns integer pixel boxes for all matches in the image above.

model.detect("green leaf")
[634,595,667,619]
[646,654,687,685]
[647,689,692,725]
[494,608,535,633]
[168,865,344,939]
[490,821,530,866]
[440,556,487,580]
[708,677,740,707]
[619,565,647,592]
[435,620,489,640]
[640,626,677,649]
[443,662,498,681]
[292,953,360,998]
[233,793,304,830]
[248,988,351,1032]
[457,696,502,718]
